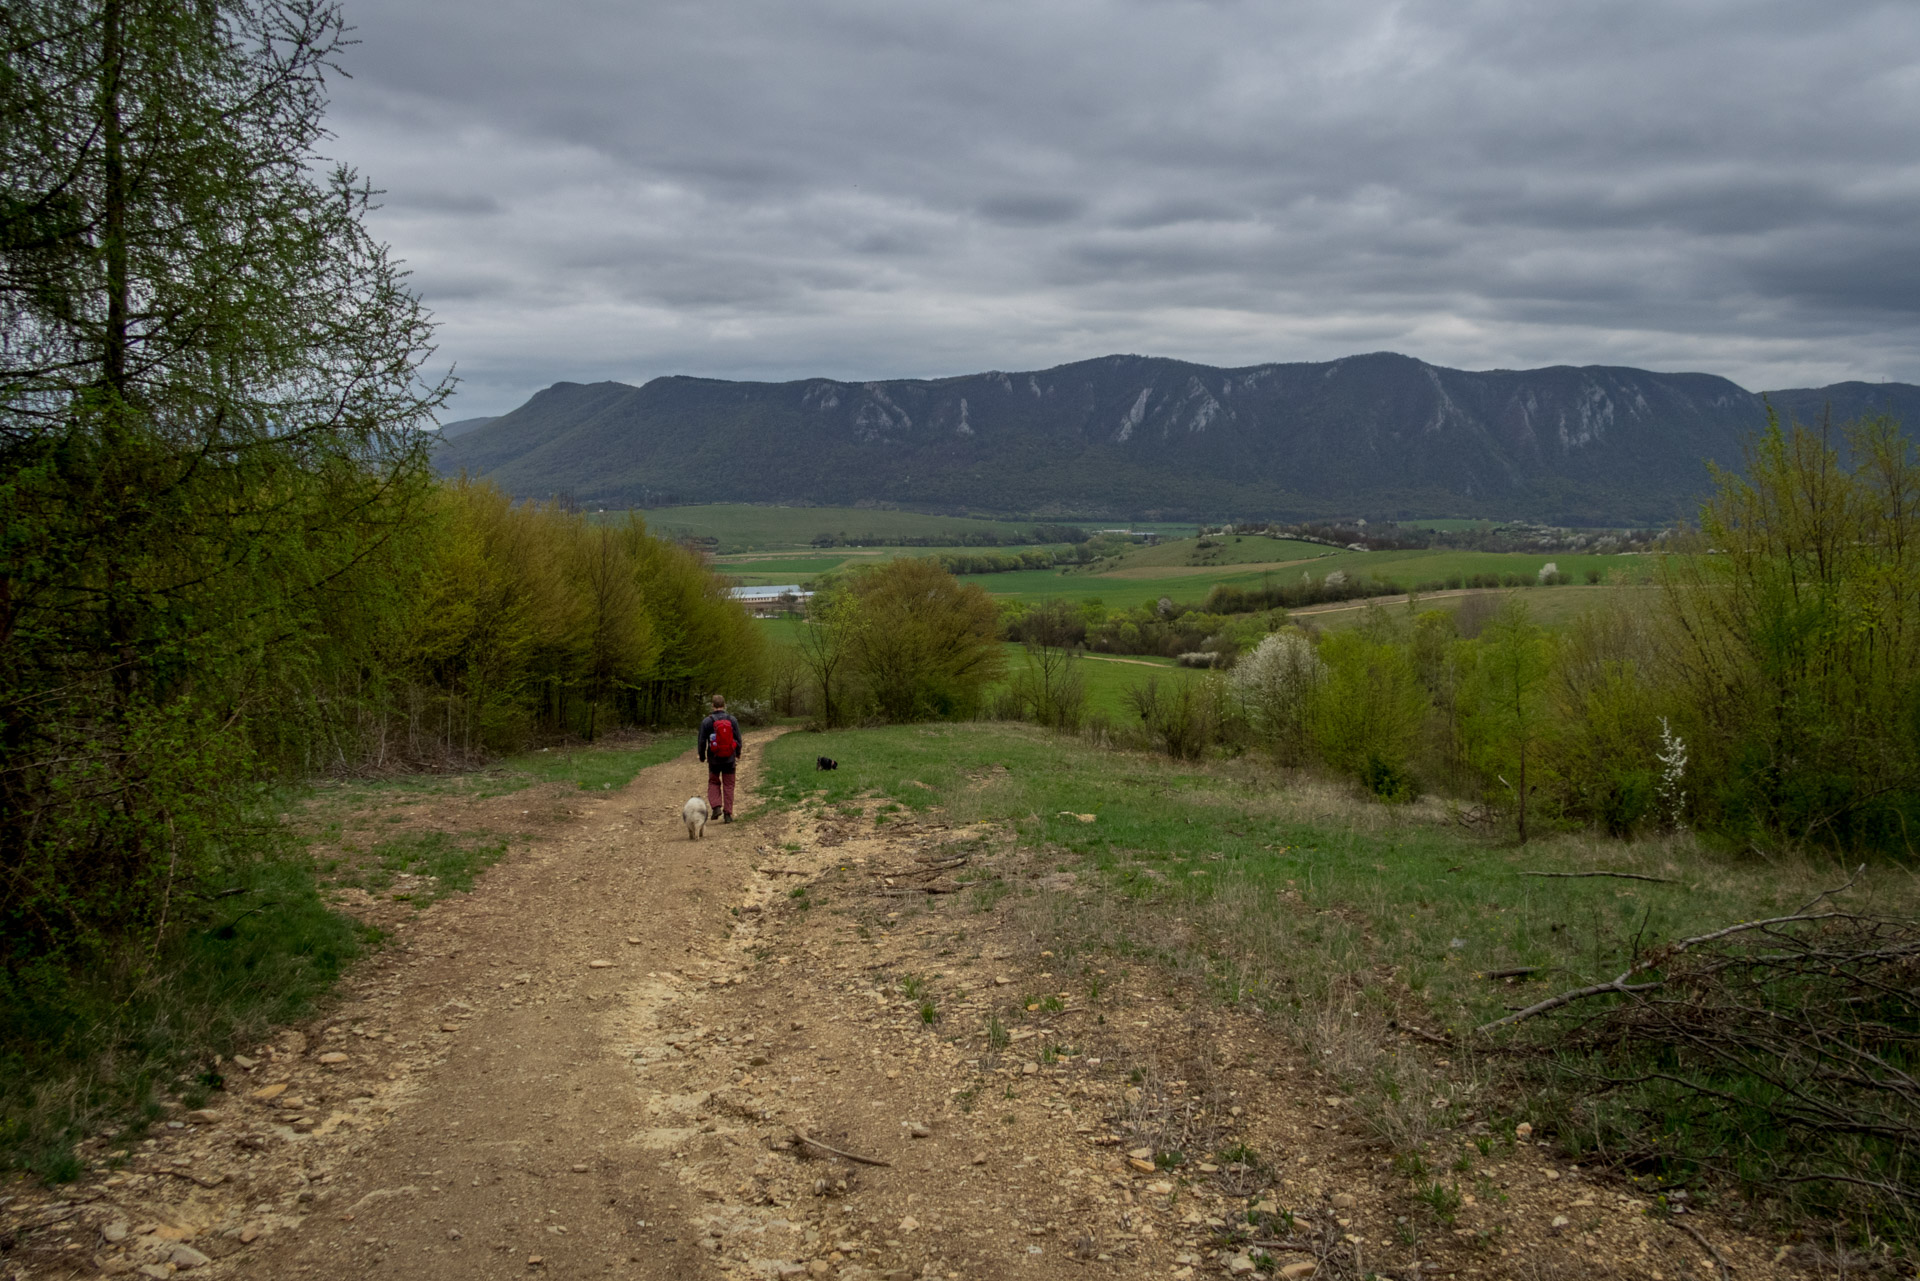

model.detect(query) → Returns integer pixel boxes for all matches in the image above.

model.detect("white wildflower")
[1656,716,1688,829]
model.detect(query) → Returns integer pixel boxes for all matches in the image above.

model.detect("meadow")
[662,502,1662,623]
[631,503,1193,554]
[758,722,1919,1234]
[950,551,1653,611]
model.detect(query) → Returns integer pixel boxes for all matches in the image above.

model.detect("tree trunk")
[1517,742,1529,845]
[101,0,129,400]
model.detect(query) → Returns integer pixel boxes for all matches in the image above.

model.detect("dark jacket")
[697,712,743,770]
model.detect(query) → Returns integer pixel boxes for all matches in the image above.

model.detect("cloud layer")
[326,0,1920,416]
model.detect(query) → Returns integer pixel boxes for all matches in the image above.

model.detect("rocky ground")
[1,733,1834,1280]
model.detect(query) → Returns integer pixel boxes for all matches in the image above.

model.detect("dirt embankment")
[3,736,1811,1281]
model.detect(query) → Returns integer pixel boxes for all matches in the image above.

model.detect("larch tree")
[0,0,448,963]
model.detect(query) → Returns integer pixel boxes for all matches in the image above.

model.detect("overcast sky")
[326,0,1920,418]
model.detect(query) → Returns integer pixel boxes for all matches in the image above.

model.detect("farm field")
[631,503,1044,552]
[754,621,1198,721]
[716,543,1073,586]
[959,537,1662,610]
[1294,583,1660,631]
[1103,533,1334,569]
[993,643,1199,721]
[629,503,1194,554]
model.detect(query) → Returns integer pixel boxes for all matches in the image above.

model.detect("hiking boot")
[723,813,734,823]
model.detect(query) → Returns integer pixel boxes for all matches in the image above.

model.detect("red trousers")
[706,771,735,815]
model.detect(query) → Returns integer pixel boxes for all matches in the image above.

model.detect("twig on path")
[791,1128,891,1167]
[866,856,969,877]
[1518,871,1678,884]
[1673,1222,1735,1279]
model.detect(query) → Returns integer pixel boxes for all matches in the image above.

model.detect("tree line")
[0,1,762,988]
[1093,415,1919,852]
[770,413,1920,854]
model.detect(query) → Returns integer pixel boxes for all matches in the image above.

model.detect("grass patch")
[498,735,689,791]
[333,830,512,902]
[760,722,1920,1238]
[0,839,370,1182]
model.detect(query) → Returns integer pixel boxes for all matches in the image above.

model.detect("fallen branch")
[867,857,969,877]
[791,1128,891,1167]
[1477,966,1540,980]
[1477,873,1868,1034]
[1673,1222,1734,1279]
[1478,975,1664,1031]
[1518,871,1677,884]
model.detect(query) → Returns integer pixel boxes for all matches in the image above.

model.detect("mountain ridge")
[435,352,1920,523]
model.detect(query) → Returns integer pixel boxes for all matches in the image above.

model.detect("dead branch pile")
[1478,875,1920,1230]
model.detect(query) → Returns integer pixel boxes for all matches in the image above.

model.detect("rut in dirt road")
[231,739,776,1281]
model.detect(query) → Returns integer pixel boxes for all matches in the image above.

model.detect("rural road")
[234,737,779,1280]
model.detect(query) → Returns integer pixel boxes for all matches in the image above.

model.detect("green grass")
[715,544,1073,586]
[497,736,691,791]
[1,837,371,1182]
[989,643,1200,721]
[1105,534,1333,569]
[1300,584,1658,632]
[961,546,1664,613]
[758,722,1914,1228]
[760,722,1841,1027]
[332,831,512,902]
[632,504,1066,553]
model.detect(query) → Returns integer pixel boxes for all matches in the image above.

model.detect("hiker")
[697,694,743,822]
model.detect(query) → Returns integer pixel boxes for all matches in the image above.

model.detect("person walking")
[697,694,744,822]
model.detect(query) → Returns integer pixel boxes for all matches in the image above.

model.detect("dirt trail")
[9,736,1816,1281]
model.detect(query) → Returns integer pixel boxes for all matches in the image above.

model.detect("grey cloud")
[976,193,1087,226]
[328,0,1920,417]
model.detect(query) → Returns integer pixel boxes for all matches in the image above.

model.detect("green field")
[996,644,1200,721]
[1297,583,1662,632]
[755,620,1200,721]
[1107,533,1332,569]
[958,537,1662,611]
[715,543,1071,586]
[648,510,1665,626]
[631,503,1083,553]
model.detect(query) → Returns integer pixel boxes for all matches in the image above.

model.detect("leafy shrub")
[1231,630,1324,766]
[1125,675,1234,760]
[1311,634,1427,794]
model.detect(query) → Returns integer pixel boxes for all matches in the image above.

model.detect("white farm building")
[727,584,812,616]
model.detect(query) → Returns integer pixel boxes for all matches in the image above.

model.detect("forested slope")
[436,353,1920,523]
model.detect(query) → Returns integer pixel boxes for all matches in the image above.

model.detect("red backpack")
[710,717,737,759]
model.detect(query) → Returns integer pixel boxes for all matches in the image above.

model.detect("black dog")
[816,756,838,771]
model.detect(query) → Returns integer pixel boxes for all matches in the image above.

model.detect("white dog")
[682,796,711,840]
